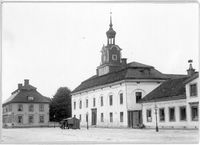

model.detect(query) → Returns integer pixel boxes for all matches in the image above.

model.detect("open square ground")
[1,127,199,144]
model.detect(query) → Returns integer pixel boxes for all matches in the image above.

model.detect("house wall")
[72,82,128,128]
[126,81,162,111]
[71,80,163,128]
[3,103,49,127]
[142,99,190,128]
[185,77,199,128]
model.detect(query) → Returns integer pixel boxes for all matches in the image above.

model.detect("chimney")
[18,83,22,90]
[121,58,127,66]
[187,59,195,76]
[24,79,29,86]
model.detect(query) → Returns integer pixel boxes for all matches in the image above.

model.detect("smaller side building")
[2,79,51,127]
[140,63,199,129]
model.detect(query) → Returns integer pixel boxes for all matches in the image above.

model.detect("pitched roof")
[3,82,51,106]
[72,61,169,94]
[140,77,189,103]
[184,72,199,84]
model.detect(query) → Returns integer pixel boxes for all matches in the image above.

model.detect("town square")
[1,2,199,144]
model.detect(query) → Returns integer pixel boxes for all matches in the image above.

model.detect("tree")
[50,87,71,122]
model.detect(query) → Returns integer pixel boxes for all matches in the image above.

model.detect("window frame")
[169,107,176,122]
[39,115,44,123]
[120,112,123,122]
[191,105,198,121]
[28,115,34,124]
[39,104,44,112]
[18,104,23,112]
[79,100,82,109]
[29,104,34,112]
[135,92,142,103]
[93,98,96,107]
[109,95,113,106]
[146,109,152,122]
[101,113,104,122]
[74,101,76,110]
[17,115,23,124]
[101,96,103,106]
[110,112,113,122]
[179,106,187,121]
[190,83,197,97]
[120,93,123,105]
[159,108,165,122]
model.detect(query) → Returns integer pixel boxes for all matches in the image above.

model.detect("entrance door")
[91,108,97,125]
[128,110,142,128]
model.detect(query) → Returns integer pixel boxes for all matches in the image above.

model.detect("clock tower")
[97,13,125,76]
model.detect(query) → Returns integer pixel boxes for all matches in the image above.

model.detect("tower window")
[136,92,142,103]
[190,84,197,97]
[112,55,117,61]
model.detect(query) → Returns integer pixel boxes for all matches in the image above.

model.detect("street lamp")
[154,104,159,132]
[53,114,56,128]
[86,112,89,130]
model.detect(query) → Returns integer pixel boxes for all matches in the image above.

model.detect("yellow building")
[3,79,51,127]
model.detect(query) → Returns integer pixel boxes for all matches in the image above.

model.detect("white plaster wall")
[3,103,49,127]
[126,81,162,110]
[72,83,128,127]
[142,99,197,128]
[185,77,199,128]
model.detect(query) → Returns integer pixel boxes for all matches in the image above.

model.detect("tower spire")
[109,11,113,28]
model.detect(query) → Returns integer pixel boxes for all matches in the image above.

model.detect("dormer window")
[28,96,34,101]
[112,54,117,61]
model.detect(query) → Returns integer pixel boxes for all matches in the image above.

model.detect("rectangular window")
[190,84,197,97]
[120,93,123,104]
[93,98,96,107]
[169,107,175,121]
[86,99,88,108]
[74,102,76,110]
[101,113,104,122]
[136,92,142,103]
[179,106,187,121]
[110,112,113,122]
[146,109,152,122]
[109,95,113,106]
[9,104,12,112]
[86,114,88,122]
[120,112,123,122]
[29,115,34,123]
[159,108,165,122]
[18,116,23,123]
[39,104,44,112]
[79,114,81,121]
[191,105,198,121]
[79,100,82,109]
[101,96,103,106]
[29,104,34,112]
[18,104,23,111]
[39,115,44,123]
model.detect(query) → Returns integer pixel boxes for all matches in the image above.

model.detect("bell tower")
[97,12,124,76]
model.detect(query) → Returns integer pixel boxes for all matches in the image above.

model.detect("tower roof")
[106,12,116,38]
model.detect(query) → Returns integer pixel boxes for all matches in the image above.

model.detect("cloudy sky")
[2,2,199,102]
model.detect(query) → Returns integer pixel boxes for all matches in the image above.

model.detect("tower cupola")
[106,12,116,45]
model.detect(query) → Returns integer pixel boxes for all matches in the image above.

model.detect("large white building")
[141,63,199,129]
[71,15,186,128]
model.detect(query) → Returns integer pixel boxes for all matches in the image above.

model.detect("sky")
[2,2,199,102]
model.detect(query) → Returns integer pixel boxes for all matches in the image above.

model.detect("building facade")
[141,64,199,129]
[3,79,51,127]
[71,15,182,128]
